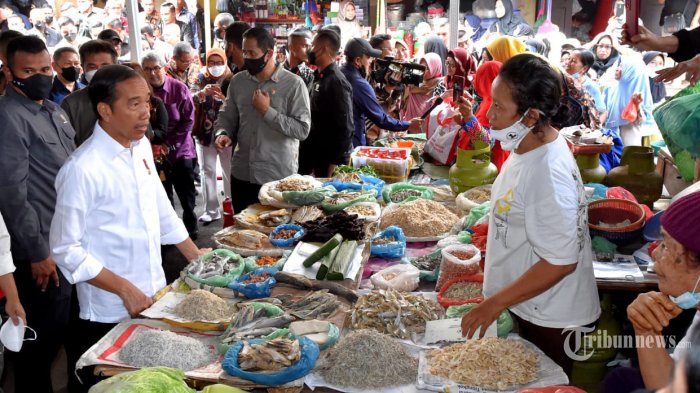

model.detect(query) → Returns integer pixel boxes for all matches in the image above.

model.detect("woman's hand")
[632,92,644,105]
[456,97,474,121]
[460,297,505,339]
[627,291,683,334]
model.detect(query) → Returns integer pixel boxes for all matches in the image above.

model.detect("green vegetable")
[316,244,340,280]
[303,234,343,267]
[89,367,195,393]
[326,240,357,280]
[332,164,378,178]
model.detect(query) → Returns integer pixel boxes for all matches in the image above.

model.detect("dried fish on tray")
[350,289,444,340]
[291,206,325,223]
[214,226,287,257]
[419,337,542,392]
[238,338,301,372]
[221,304,295,345]
[276,290,341,320]
[234,204,292,234]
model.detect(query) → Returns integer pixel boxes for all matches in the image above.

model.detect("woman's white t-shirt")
[484,134,601,328]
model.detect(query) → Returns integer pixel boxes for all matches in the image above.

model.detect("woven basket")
[588,199,646,245]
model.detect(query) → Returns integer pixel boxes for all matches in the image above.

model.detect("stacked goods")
[174,290,234,321]
[426,338,539,390]
[350,289,444,339]
[119,329,215,371]
[319,330,417,389]
[380,199,459,238]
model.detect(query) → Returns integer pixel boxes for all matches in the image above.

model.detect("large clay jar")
[449,141,498,195]
[606,146,663,206]
[576,153,607,184]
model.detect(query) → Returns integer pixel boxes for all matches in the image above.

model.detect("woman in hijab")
[525,38,548,57]
[472,61,509,172]
[603,57,657,148]
[643,51,668,104]
[192,48,232,223]
[488,0,532,37]
[588,32,621,89]
[486,35,527,64]
[438,47,477,101]
[402,53,444,120]
[423,36,448,76]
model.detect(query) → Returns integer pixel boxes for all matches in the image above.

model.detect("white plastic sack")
[370,264,420,292]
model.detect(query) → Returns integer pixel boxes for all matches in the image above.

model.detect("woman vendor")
[602,191,700,393]
[460,53,600,376]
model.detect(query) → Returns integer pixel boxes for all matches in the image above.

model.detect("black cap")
[97,29,122,43]
[344,38,382,59]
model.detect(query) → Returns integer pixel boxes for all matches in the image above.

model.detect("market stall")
[76,135,669,393]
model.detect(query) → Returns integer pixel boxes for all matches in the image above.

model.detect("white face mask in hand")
[490,109,537,151]
[0,317,37,352]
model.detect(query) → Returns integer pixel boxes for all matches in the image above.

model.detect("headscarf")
[445,48,477,90]
[203,48,232,80]
[604,58,655,129]
[525,38,547,56]
[486,36,527,64]
[589,33,621,79]
[402,53,443,120]
[490,0,531,36]
[642,51,667,104]
[423,36,448,76]
[473,61,509,172]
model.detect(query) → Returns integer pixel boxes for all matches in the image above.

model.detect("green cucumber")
[326,241,358,280]
[316,245,340,280]
[303,234,343,267]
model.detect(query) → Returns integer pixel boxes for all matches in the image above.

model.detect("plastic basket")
[588,198,646,245]
[437,273,484,308]
[350,146,412,183]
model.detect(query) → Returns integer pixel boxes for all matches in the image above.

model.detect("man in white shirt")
[50,64,206,391]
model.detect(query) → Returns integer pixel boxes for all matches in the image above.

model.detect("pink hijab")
[402,53,443,119]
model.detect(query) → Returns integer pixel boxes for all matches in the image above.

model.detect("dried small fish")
[277,178,314,192]
[277,290,341,320]
[222,305,294,344]
[389,189,423,203]
[442,282,483,300]
[174,290,234,321]
[291,206,325,223]
[186,254,241,279]
[351,289,444,339]
[409,253,441,271]
[257,209,291,227]
[222,230,268,249]
[238,338,301,371]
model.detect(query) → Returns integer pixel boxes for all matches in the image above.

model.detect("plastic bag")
[323,174,385,198]
[382,182,433,204]
[217,303,285,355]
[465,201,490,228]
[244,251,291,272]
[282,186,333,206]
[320,190,376,212]
[437,273,484,308]
[607,187,653,221]
[186,249,248,287]
[455,185,492,214]
[621,98,639,122]
[221,336,320,386]
[288,321,340,350]
[436,244,481,292]
[370,264,420,291]
[445,304,514,338]
[370,226,407,259]
[228,267,278,298]
[268,224,305,248]
[654,91,700,156]
[88,367,195,393]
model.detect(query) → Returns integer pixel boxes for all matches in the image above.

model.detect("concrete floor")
[1,182,223,393]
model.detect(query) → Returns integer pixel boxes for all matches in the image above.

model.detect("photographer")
[341,38,423,147]
[366,34,406,142]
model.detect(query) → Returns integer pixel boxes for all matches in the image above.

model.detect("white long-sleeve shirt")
[0,211,16,277]
[50,124,189,323]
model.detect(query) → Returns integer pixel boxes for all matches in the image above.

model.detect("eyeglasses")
[208,61,225,66]
[177,58,194,65]
[445,59,457,68]
[597,44,612,50]
[143,65,163,73]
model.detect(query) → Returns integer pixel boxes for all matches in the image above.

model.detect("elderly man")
[0,35,75,393]
[167,41,199,91]
[213,12,234,49]
[215,27,311,213]
[51,64,205,391]
[49,46,84,105]
[142,52,199,238]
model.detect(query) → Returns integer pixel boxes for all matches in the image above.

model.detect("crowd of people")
[0,0,699,392]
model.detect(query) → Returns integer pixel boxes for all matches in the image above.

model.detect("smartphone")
[625,0,640,37]
[453,76,465,103]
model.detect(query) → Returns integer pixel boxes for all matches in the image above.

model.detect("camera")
[371,57,426,87]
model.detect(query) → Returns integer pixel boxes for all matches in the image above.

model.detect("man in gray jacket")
[215,27,310,213]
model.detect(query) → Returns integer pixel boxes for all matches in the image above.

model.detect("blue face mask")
[572,72,581,79]
[670,276,700,309]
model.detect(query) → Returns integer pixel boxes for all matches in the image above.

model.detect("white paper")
[140,291,242,323]
[422,318,496,345]
[593,254,644,280]
[283,241,365,281]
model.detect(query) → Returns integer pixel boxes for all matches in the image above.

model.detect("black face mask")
[244,53,268,76]
[11,72,54,101]
[307,49,317,66]
[61,66,81,82]
[64,32,77,42]
[34,21,45,30]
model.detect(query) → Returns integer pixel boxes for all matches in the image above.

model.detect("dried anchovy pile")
[442,282,483,300]
[410,253,441,271]
[389,189,423,203]
[427,338,539,390]
[120,329,215,371]
[320,329,417,389]
[174,290,234,321]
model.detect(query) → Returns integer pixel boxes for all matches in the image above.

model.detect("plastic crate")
[351,146,412,183]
